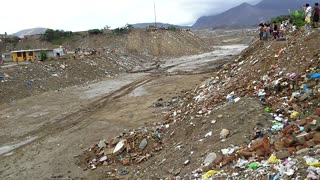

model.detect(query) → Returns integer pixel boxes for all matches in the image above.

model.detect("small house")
[11,49,54,61]
[1,53,12,61]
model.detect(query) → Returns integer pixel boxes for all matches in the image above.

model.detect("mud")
[0,43,247,179]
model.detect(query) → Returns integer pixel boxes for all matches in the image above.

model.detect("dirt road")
[0,45,247,179]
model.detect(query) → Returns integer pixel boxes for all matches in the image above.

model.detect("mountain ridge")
[193,0,318,29]
[12,27,48,38]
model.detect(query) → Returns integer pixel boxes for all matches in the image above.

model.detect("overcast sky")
[1,0,260,34]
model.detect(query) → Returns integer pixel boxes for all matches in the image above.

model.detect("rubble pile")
[174,29,320,179]
[81,29,320,179]
[0,52,151,104]
[83,124,166,169]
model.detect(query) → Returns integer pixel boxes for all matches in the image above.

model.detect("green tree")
[88,29,103,35]
[40,50,48,61]
[42,29,73,42]
[167,26,177,31]
[270,10,305,27]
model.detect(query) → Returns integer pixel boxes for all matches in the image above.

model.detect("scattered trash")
[203,153,217,166]
[99,156,107,162]
[139,138,148,150]
[0,74,5,80]
[201,170,221,179]
[117,169,129,175]
[98,139,106,148]
[24,81,33,86]
[268,154,277,164]
[204,131,212,138]
[248,162,259,169]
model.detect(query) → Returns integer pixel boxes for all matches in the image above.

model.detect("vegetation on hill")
[112,24,134,35]
[88,29,104,35]
[42,29,73,45]
[270,10,305,27]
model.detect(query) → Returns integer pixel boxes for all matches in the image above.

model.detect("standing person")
[272,22,278,39]
[258,23,264,40]
[304,4,312,30]
[265,24,270,40]
[280,21,285,37]
[0,56,3,65]
[313,3,319,28]
[269,23,273,36]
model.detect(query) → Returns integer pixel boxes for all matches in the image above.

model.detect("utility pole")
[154,0,157,28]
[4,32,7,51]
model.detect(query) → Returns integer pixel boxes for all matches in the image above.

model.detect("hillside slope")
[12,27,47,38]
[8,29,207,58]
[193,0,318,29]
[0,29,208,104]
[81,29,320,179]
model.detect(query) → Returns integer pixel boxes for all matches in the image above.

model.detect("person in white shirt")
[280,21,285,37]
[304,3,312,29]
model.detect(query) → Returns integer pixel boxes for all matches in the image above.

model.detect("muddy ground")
[0,29,249,180]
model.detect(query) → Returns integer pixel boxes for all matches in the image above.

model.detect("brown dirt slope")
[82,29,320,179]
[0,29,208,104]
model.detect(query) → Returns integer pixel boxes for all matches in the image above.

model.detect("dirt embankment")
[81,29,320,179]
[0,29,209,104]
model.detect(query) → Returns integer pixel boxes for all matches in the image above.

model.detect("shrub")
[112,24,133,35]
[88,29,104,35]
[270,10,305,27]
[167,26,177,31]
[42,29,73,43]
[40,50,48,61]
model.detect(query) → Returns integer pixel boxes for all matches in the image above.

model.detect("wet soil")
[0,43,247,179]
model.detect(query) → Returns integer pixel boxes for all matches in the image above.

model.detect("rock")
[296,148,311,155]
[274,139,285,151]
[300,89,312,101]
[296,135,306,145]
[104,148,114,155]
[173,168,181,176]
[298,119,307,126]
[139,138,148,150]
[312,132,320,143]
[311,118,320,131]
[304,140,315,148]
[220,129,230,139]
[203,152,217,166]
[275,150,290,159]
[283,135,296,147]
[238,150,253,158]
[287,147,296,154]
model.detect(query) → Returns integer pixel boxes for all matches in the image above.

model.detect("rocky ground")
[0,29,209,104]
[80,29,320,179]
[0,28,319,180]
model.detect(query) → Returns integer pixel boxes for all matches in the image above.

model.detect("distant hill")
[193,0,317,29]
[12,28,48,38]
[131,23,190,29]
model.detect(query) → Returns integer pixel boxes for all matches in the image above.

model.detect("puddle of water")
[163,44,248,73]
[0,136,38,155]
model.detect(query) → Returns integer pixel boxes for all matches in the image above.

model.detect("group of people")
[304,3,319,29]
[258,2,319,40]
[258,21,289,40]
